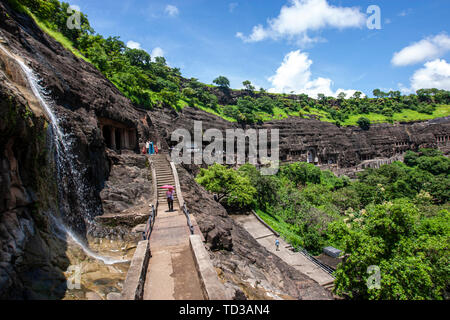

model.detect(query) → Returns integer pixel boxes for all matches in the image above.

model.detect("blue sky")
[70,0,450,97]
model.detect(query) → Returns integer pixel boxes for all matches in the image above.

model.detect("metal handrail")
[299,249,336,276]
[251,210,335,277]
[182,202,195,235]
[143,203,156,240]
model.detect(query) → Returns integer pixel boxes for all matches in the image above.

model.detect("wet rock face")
[0,81,69,299]
[0,0,146,224]
[177,165,332,300]
[0,1,142,299]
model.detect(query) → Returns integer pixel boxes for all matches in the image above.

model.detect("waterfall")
[0,44,127,265]
[50,214,127,265]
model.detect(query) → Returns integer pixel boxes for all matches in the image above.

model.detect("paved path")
[143,155,205,300]
[233,214,335,287]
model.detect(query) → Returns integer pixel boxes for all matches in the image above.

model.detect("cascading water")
[50,215,128,265]
[0,44,128,265]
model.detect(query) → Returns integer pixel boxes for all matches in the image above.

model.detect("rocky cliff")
[0,0,449,300]
[0,53,69,299]
[147,106,450,174]
[0,1,145,298]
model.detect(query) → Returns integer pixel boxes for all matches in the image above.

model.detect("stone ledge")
[189,235,231,300]
[251,210,280,237]
[121,240,150,300]
[95,212,150,228]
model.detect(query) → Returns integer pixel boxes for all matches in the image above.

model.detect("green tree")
[357,117,371,130]
[238,164,280,210]
[333,200,449,300]
[196,164,256,210]
[243,80,255,92]
[280,162,322,187]
[213,76,230,89]
[352,91,363,99]
[337,92,347,100]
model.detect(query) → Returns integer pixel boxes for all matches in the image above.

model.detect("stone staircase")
[143,153,205,300]
[152,154,178,203]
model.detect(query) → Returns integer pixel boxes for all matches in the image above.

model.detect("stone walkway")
[143,155,205,300]
[233,214,335,287]
[143,203,204,300]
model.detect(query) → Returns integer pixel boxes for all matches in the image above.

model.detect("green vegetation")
[357,117,371,130]
[212,76,230,90]
[218,89,450,125]
[196,150,450,299]
[195,163,256,211]
[9,0,450,125]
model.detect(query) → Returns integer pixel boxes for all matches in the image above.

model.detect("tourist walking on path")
[146,141,150,154]
[167,187,174,212]
[275,239,280,251]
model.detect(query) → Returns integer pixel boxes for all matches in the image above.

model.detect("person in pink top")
[166,187,174,212]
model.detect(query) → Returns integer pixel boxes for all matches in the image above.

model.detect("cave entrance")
[307,149,317,164]
[98,118,137,151]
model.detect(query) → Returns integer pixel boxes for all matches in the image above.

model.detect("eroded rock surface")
[100,151,152,216]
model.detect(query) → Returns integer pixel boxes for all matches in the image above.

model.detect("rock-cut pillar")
[111,127,116,150]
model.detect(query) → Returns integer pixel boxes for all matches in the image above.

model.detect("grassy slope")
[342,105,450,125]
[25,10,90,62]
[255,209,304,249]
[212,104,450,125]
[18,4,450,125]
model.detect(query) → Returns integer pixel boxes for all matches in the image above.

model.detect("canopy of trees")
[196,150,449,299]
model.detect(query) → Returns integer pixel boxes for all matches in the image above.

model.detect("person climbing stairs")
[143,153,205,300]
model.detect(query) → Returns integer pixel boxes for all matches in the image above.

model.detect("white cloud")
[409,59,450,91]
[165,5,179,17]
[151,47,164,59]
[268,50,359,98]
[392,34,450,67]
[237,25,267,42]
[237,0,366,45]
[229,2,238,13]
[335,89,362,98]
[126,40,142,50]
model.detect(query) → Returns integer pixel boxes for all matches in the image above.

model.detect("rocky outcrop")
[0,70,69,299]
[99,151,152,216]
[147,106,450,175]
[0,1,145,299]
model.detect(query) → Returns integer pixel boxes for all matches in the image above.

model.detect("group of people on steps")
[142,140,158,155]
